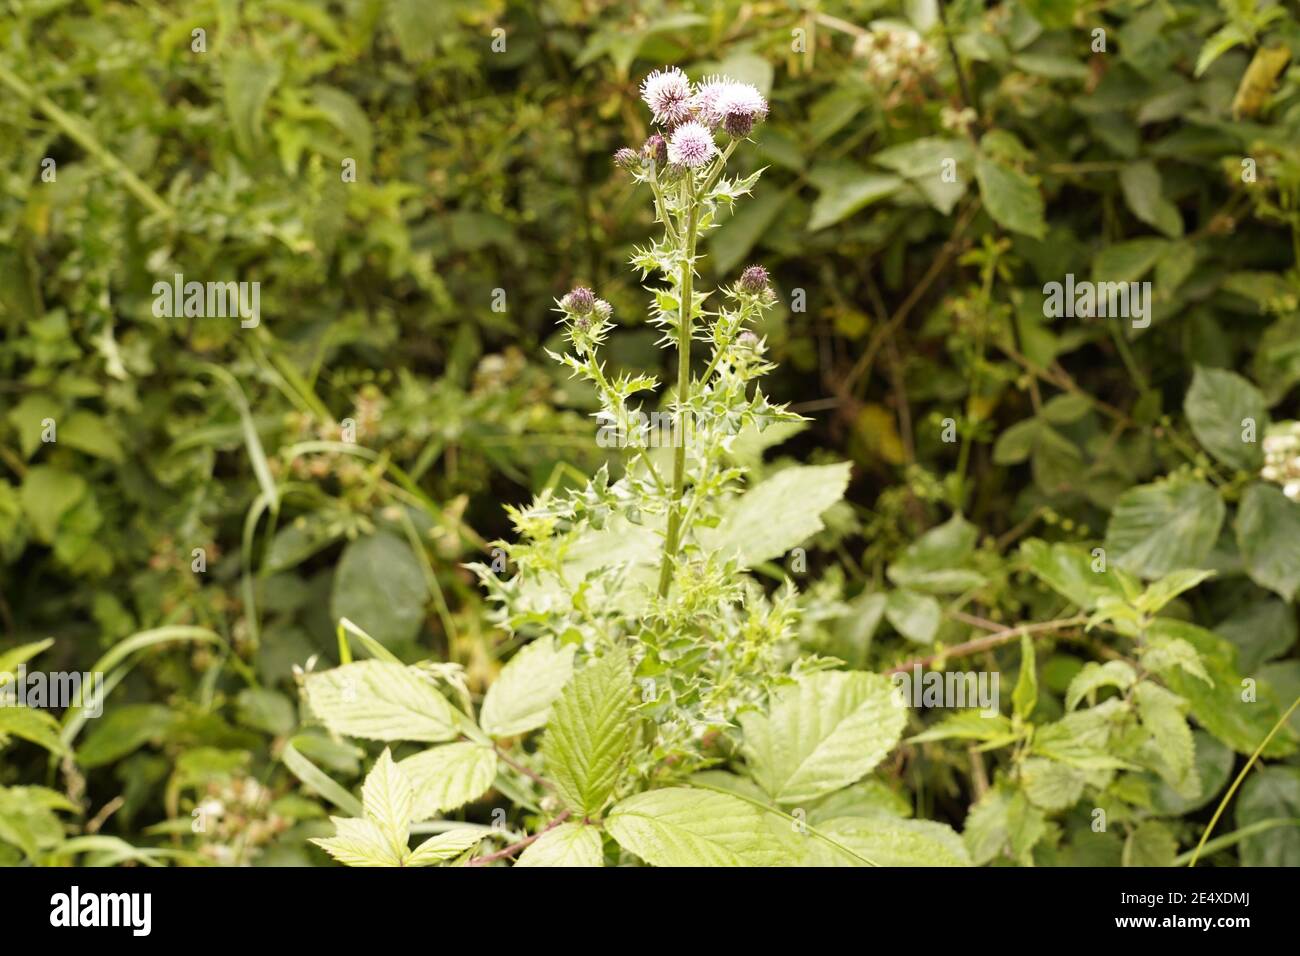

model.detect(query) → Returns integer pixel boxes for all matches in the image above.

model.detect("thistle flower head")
[738,265,770,293]
[640,67,693,126]
[667,121,718,168]
[736,331,760,350]
[692,77,769,138]
[613,147,639,171]
[642,133,667,164]
[561,286,595,315]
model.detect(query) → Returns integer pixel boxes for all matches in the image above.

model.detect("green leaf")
[1135,568,1215,615]
[887,513,986,593]
[311,816,405,867]
[909,711,1019,745]
[1092,238,1170,284]
[1235,766,1300,866]
[77,704,173,768]
[224,51,282,156]
[740,671,907,803]
[1066,661,1137,711]
[399,743,497,821]
[1123,820,1177,866]
[1136,681,1195,790]
[60,412,124,463]
[406,828,484,866]
[479,636,576,738]
[1184,366,1267,470]
[975,154,1045,238]
[704,462,851,567]
[1153,619,1296,757]
[1235,483,1300,601]
[1013,632,1038,721]
[963,783,1047,865]
[1216,599,1297,673]
[1195,23,1246,77]
[329,532,429,647]
[1020,539,1139,610]
[0,707,69,756]
[606,788,793,866]
[1020,757,1087,811]
[884,589,942,645]
[542,650,635,817]
[515,822,604,867]
[19,466,86,543]
[1103,478,1225,579]
[361,748,413,859]
[806,164,904,231]
[1152,731,1234,815]
[304,661,459,743]
[1119,161,1183,238]
[819,816,971,866]
[872,137,972,215]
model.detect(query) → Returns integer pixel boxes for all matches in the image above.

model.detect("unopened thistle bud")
[643,133,667,164]
[736,331,760,350]
[738,265,770,293]
[614,147,639,171]
[562,286,595,315]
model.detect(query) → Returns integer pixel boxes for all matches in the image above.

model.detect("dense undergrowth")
[1,0,1299,867]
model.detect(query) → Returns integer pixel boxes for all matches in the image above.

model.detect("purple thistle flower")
[738,265,770,293]
[690,75,731,129]
[640,67,693,126]
[613,147,639,170]
[667,121,718,168]
[562,286,595,314]
[642,133,667,164]
[717,83,768,137]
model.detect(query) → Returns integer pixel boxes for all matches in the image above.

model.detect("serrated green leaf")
[1235,483,1300,601]
[1020,757,1087,811]
[703,462,851,567]
[1184,366,1267,470]
[740,671,907,803]
[606,787,793,866]
[480,636,576,738]
[1020,539,1139,611]
[975,154,1045,238]
[1103,478,1225,579]
[515,822,604,867]
[362,748,413,859]
[818,816,972,866]
[884,589,942,644]
[406,828,484,866]
[400,743,497,821]
[542,650,634,817]
[305,661,459,743]
[311,816,405,867]
[1066,660,1137,711]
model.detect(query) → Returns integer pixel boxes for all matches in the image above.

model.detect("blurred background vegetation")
[2,0,1299,866]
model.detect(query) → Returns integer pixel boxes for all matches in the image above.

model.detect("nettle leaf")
[963,783,1047,866]
[1139,634,1211,684]
[1135,681,1195,792]
[975,153,1045,238]
[399,743,497,821]
[704,462,851,567]
[1235,483,1300,601]
[406,828,484,867]
[1020,539,1139,610]
[1152,618,1296,757]
[1066,661,1137,711]
[818,816,971,866]
[0,707,68,757]
[1134,569,1215,615]
[909,711,1019,746]
[1184,366,1267,470]
[740,671,907,803]
[606,788,793,866]
[1123,821,1178,867]
[305,661,460,743]
[362,749,414,859]
[1103,478,1225,579]
[1019,757,1087,811]
[515,822,604,867]
[1013,633,1038,722]
[542,650,635,817]
[479,636,577,738]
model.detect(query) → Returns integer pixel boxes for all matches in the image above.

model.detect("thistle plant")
[298,69,926,868]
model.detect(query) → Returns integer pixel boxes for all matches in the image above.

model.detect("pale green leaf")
[606,788,793,866]
[1103,478,1225,579]
[400,742,497,821]
[704,462,851,567]
[305,661,459,743]
[480,636,576,738]
[542,650,635,817]
[740,671,907,803]
[515,822,604,867]
[1184,366,1267,470]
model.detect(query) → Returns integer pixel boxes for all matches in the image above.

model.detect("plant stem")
[657,177,699,597]
[466,810,572,866]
